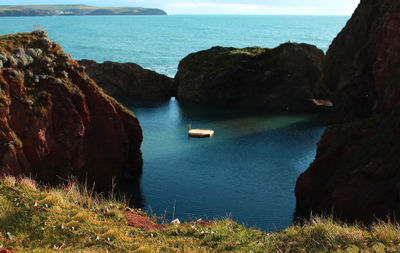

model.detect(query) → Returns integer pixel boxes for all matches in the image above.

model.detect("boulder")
[175,43,330,112]
[79,60,175,101]
[295,0,400,222]
[0,32,143,189]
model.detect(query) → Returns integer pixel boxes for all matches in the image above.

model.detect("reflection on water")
[119,98,326,232]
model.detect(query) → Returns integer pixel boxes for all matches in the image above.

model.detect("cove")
[119,98,326,232]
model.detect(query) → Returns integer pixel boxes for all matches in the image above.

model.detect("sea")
[0,15,349,231]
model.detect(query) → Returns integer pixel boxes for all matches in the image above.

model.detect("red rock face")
[296,110,400,222]
[374,7,400,112]
[0,32,143,189]
[323,0,400,123]
[296,0,400,222]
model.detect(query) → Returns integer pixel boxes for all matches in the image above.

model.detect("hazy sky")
[0,0,360,15]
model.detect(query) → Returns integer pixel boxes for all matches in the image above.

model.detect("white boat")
[187,124,214,138]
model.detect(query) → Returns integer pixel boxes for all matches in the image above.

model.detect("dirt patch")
[122,210,163,229]
[0,249,18,253]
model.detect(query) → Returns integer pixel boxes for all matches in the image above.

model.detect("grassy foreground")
[0,176,399,252]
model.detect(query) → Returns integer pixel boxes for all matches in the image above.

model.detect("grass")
[0,176,400,252]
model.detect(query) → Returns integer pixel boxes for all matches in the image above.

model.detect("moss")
[227,47,267,56]
[48,76,85,99]
[25,87,52,117]
[0,33,41,54]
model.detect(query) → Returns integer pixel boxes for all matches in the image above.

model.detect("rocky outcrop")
[0,31,143,189]
[296,109,400,222]
[296,0,400,222]
[324,0,400,123]
[79,60,175,101]
[175,43,331,112]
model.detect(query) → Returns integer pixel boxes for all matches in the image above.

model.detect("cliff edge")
[0,31,143,189]
[296,0,400,222]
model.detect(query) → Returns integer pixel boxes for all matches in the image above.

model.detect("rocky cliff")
[324,0,400,123]
[296,0,400,222]
[0,31,143,189]
[79,60,175,101]
[175,43,331,112]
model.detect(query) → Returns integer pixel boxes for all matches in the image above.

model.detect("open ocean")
[1,15,348,231]
[0,15,348,76]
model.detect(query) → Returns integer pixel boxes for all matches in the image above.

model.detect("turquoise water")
[0,15,348,77]
[119,99,326,231]
[0,15,347,231]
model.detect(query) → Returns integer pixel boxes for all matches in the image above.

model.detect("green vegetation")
[227,47,267,56]
[25,87,52,117]
[0,5,98,10]
[0,176,399,252]
[179,46,269,81]
[0,33,40,53]
[0,5,167,16]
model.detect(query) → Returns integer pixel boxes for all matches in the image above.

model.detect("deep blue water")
[120,99,326,231]
[0,15,347,231]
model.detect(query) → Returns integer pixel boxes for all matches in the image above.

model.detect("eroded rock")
[79,60,176,101]
[0,32,143,189]
[175,43,330,112]
[295,0,400,222]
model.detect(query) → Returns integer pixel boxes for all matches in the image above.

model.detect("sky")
[0,0,360,15]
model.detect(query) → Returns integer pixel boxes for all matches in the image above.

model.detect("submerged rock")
[296,0,400,222]
[0,32,143,189]
[175,43,330,112]
[79,60,176,101]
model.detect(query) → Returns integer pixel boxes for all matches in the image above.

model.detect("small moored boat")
[188,124,214,138]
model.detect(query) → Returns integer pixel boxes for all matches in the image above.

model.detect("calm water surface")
[0,15,348,76]
[0,15,343,231]
[120,99,325,231]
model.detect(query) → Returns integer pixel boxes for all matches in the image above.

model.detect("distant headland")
[0,4,167,16]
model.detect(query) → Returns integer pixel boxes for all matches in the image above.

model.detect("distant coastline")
[0,4,167,16]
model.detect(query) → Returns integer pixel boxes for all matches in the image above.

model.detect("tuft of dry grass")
[372,220,400,244]
[1,175,16,186]
[0,175,400,252]
[18,176,37,191]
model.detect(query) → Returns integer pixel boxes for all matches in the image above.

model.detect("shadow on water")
[120,97,329,125]
[117,176,145,209]
[116,97,172,109]
[115,98,327,231]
